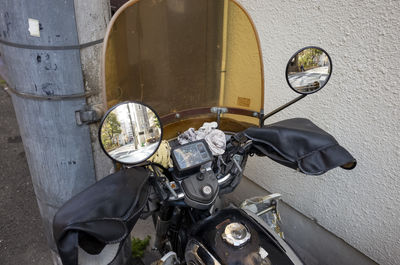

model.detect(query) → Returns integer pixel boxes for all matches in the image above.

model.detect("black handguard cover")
[53,167,150,265]
[245,118,356,175]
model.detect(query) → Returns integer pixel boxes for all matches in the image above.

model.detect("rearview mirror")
[99,102,162,165]
[286,47,332,94]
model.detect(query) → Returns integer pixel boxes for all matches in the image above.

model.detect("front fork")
[240,193,284,238]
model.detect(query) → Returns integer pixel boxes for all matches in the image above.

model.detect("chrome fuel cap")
[221,222,251,247]
[202,185,212,196]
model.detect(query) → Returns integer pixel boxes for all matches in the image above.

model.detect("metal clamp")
[211,107,228,127]
[75,104,104,125]
[210,107,228,114]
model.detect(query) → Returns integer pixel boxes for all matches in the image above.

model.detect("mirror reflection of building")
[113,104,136,149]
[113,103,161,149]
[132,103,151,148]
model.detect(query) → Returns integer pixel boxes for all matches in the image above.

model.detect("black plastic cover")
[182,170,219,209]
[245,118,356,175]
[53,167,150,265]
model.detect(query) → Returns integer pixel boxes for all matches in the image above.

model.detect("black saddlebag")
[53,167,150,265]
[245,118,356,175]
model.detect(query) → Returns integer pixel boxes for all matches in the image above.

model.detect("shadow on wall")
[110,0,129,15]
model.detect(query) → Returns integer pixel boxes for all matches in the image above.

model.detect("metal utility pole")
[0,0,128,264]
[73,0,115,182]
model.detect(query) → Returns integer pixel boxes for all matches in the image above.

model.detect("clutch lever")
[230,141,251,173]
[232,154,243,173]
[164,178,178,198]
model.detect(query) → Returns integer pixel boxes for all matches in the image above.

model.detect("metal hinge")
[75,104,104,125]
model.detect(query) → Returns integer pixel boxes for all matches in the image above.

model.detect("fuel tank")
[185,208,303,265]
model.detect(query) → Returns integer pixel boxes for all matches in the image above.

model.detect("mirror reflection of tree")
[101,112,122,151]
[297,48,324,71]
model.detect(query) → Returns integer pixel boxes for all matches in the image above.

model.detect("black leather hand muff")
[53,167,150,265]
[245,118,357,175]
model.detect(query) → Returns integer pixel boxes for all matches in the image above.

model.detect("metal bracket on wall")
[75,104,104,126]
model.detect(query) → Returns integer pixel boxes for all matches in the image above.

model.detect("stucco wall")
[237,1,400,265]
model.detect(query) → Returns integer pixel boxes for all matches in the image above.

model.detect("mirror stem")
[260,94,307,126]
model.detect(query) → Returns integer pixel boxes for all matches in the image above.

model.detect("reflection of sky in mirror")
[114,104,130,123]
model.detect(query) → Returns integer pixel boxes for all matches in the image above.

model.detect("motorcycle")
[53,1,356,264]
[52,47,356,265]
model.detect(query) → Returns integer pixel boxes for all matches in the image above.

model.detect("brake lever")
[232,154,243,173]
[164,178,178,199]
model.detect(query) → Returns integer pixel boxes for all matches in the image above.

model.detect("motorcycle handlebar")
[164,136,252,203]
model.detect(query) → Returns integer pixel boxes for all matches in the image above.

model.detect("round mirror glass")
[286,47,332,94]
[99,102,162,165]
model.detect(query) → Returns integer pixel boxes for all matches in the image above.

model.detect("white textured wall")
[237,1,400,265]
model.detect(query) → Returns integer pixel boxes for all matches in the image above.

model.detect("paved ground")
[288,66,329,89]
[132,219,158,264]
[0,82,53,265]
